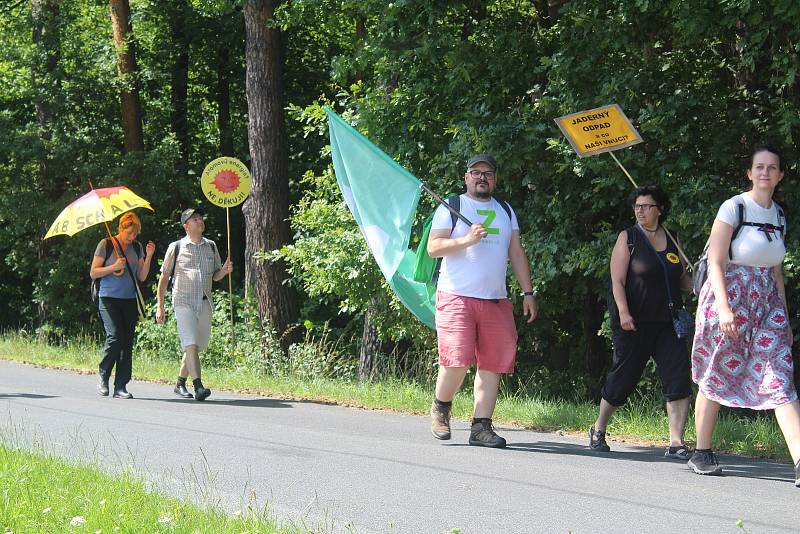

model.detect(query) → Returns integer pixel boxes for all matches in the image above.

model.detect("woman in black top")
[589,185,693,457]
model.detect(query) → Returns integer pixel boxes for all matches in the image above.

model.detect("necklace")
[638,223,658,235]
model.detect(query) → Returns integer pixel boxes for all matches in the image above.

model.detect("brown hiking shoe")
[430,401,451,440]
[469,418,506,448]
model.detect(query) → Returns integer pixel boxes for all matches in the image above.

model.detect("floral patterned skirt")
[692,263,797,409]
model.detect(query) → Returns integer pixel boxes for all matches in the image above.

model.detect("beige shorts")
[174,299,212,351]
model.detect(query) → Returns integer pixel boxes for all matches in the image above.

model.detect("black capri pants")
[601,322,691,407]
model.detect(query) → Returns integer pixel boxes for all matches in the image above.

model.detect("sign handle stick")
[226,207,235,349]
[607,152,693,270]
[608,151,638,188]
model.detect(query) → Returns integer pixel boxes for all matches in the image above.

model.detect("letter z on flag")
[325,107,435,328]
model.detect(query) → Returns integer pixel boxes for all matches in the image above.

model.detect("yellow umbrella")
[45,185,154,319]
[44,185,153,239]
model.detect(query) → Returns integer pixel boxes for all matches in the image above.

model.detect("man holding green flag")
[428,154,537,448]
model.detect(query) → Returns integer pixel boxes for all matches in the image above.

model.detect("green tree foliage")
[276,0,800,395]
[3,0,800,395]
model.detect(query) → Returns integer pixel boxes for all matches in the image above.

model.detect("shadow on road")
[0,393,58,399]
[502,440,795,483]
[135,396,293,409]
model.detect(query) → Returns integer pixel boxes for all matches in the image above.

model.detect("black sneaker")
[468,419,506,448]
[174,384,194,399]
[194,386,211,402]
[588,426,610,452]
[688,450,723,475]
[97,377,109,397]
[794,460,799,488]
[112,387,133,399]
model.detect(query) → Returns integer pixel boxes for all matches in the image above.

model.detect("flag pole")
[419,183,473,226]
[607,152,692,270]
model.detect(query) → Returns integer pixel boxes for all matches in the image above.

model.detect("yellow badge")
[666,252,680,264]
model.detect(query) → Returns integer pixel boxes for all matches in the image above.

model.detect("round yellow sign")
[201,157,252,208]
[666,252,680,264]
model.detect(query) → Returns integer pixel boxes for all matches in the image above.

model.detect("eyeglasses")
[633,204,658,211]
[467,169,496,180]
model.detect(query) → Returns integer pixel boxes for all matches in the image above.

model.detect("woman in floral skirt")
[690,145,800,486]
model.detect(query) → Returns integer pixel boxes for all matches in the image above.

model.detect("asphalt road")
[1,360,797,533]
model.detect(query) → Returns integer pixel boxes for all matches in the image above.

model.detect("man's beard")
[474,184,491,199]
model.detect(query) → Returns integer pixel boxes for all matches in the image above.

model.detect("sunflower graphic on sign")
[201,157,252,207]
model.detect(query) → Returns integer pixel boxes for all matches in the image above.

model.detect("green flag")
[325,107,435,328]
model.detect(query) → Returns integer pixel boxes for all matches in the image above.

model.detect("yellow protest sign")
[201,157,252,207]
[554,104,642,157]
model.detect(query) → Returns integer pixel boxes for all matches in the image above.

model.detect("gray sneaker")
[688,450,723,475]
[665,443,692,460]
[430,401,451,440]
[588,426,610,452]
[468,419,506,448]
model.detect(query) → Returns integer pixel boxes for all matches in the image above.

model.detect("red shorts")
[435,291,518,374]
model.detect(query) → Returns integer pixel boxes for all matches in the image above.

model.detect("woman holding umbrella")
[90,212,155,398]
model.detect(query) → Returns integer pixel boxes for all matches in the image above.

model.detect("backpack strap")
[492,196,513,223]
[431,196,461,285]
[731,198,787,252]
[727,200,746,260]
[168,240,182,289]
[447,195,460,232]
[625,226,637,254]
[103,238,114,262]
[777,204,787,239]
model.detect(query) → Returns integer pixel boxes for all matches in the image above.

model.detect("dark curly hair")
[628,184,670,223]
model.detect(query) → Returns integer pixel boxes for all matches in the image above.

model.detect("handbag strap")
[111,236,145,314]
[635,225,677,313]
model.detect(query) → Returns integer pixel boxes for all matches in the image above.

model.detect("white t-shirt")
[716,193,786,267]
[431,194,519,299]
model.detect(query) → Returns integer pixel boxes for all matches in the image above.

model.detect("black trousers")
[601,322,691,407]
[98,297,138,389]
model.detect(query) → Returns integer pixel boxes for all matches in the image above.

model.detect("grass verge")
[0,443,306,533]
[0,332,792,460]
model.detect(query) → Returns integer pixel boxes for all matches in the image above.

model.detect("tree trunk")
[242,0,298,350]
[109,0,144,153]
[359,297,383,381]
[169,0,190,173]
[217,45,234,156]
[32,0,61,325]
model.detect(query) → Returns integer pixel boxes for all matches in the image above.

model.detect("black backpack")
[692,198,786,294]
[90,237,143,302]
